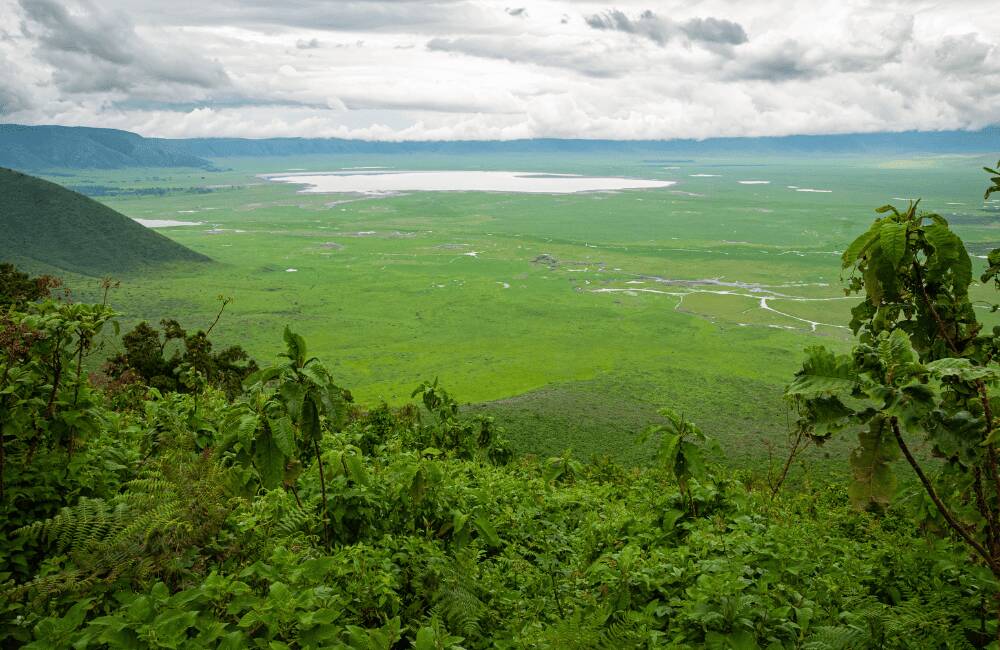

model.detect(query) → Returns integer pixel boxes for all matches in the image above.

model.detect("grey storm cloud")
[18,0,230,94]
[1,0,997,140]
[728,42,819,81]
[585,9,747,46]
[683,18,749,46]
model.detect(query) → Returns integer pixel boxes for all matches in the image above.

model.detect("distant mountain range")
[1,123,997,170]
[0,167,211,276]
[0,124,212,170]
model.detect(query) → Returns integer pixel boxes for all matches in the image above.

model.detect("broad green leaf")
[279,381,306,420]
[451,511,469,536]
[150,610,198,645]
[409,467,427,504]
[301,395,321,441]
[268,414,296,458]
[887,381,937,434]
[237,413,259,448]
[244,366,282,388]
[879,222,908,268]
[787,346,860,397]
[472,513,502,548]
[299,363,332,388]
[926,357,1000,382]
[804,396,855,437]
[848,420,898,510]
[932,410,985,460]
[658,431,681,469]
[253,430,285,489]
[543,460,565,484]
[952,245,973,296]
[342,452,370,487]
[842,222,881,267]
[924,224,971,293]
[677,440,706,485]
[877,329,916,371]
[282,325,308,366]
[861,242,884,304]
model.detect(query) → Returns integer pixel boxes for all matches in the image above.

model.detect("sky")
[0,0,997,140]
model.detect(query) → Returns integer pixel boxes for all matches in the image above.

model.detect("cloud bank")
[0,0,997,140]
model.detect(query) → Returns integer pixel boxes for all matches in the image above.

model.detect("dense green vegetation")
[0,161,999,647]
[0,168,210,276]
[0,294,993,648]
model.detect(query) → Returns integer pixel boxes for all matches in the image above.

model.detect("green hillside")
[0,167,210,276]
[0,124,212,170]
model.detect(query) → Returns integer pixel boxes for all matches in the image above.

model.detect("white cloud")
[1,0,998,139]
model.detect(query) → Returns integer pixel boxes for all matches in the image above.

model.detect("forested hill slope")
[0,124,212,170]
[1,123,997,169]
[0,168,210,276]
[159,127,1000,157]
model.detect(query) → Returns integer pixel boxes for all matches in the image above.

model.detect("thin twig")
[313,438,330,548]
[205,297,232,336]
[771,429,808,499]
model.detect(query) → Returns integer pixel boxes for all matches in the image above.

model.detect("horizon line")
[2,122,999,144]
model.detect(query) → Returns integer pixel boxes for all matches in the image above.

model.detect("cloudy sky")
[0,0,997,140]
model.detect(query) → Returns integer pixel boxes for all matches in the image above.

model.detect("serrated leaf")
[543,460,564,484]
[924,224,971,294]
[848,419,898,510]
[253,430,285,489]
[926,357,1000,382]
[841,222,880,267]
[244,366,282,388]
[279,381,306,420]
[804,396,855,437]
[887,381,937,434]
[299,362,331,388]
[879,222,908,268]
[237,413,259,448]
[787,346,860,397]
[282,325,307,366]
[268,414,296,457]
[952,246,972,296]
[342,452,369,487]
[861,241,884,304]
[877,329,915,370]
[472,514,502,548]
[409,467,427,504]
[301,395,321,441]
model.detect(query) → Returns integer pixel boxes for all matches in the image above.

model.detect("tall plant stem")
[0,361,10,501]
[890,418,996,572]
[313,437,330,548]
[206,298,231,336]
[771,429,808,499]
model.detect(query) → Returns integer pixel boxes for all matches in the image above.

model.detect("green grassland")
[0,167,209,276]
[39,152,1000,470]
